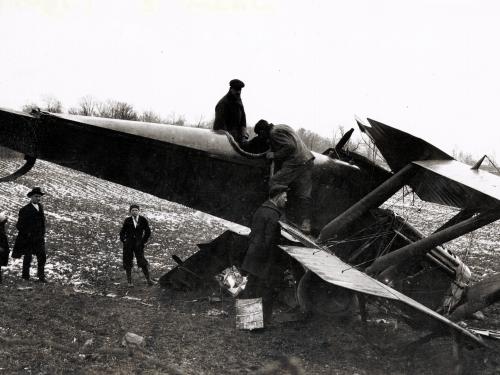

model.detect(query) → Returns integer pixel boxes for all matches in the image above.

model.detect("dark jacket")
[119,215,151,251]
[270,124,314,166]
[241,201,282,279]
[12,203,46,257]
[213,91,248,144]
[0,221,9,266]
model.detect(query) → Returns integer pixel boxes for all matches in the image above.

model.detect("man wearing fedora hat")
[213,79,249,146]
[12,187,47,282]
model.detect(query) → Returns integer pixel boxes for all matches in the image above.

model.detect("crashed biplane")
[0,107,499,347]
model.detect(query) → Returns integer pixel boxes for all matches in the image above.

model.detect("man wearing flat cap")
[239,184,289,327]
[253,119,315,233]
[12,187,47,282]
[213,79,248,146]
[119,204,153,286]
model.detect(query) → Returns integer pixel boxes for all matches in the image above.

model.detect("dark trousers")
[270,159,313,223]
[123,243,148,270]
[22,250,46,279]
[240,274,276,325]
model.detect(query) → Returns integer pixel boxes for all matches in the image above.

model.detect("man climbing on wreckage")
[239,184,289,328]
[252,120,315,233]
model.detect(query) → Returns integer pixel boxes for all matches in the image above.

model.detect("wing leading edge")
[278,222,483,346]
[280,245,483,346]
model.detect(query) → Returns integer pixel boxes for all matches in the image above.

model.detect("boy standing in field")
[119,204,153,287]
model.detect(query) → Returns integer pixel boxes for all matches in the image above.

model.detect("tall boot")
[262,289,275,327]
[126,268,133,287]
[37,251,47,283]
[37,263,46,283]
[142,265,154,286]
[22,254,32,280]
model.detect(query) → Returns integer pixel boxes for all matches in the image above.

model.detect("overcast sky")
[1,0,499,160]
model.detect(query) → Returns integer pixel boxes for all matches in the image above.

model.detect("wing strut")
[366,208,500,275]
[318,164,416,242]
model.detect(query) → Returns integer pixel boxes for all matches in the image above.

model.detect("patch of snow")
[45,211,79,223]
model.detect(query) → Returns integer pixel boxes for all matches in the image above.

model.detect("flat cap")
[229,79,245,89]
[269,184,289,198]
[254,119,271,135]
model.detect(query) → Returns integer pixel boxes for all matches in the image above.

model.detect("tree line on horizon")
[21,95,193,128]
[18,95,348,154]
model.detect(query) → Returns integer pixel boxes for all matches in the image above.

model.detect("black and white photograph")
[1,1,500,374]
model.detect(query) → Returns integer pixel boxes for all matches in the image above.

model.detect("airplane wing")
[279,221,484,346]
[410,159,500,210]
[0,108,362,230]
[358,118,500,211]
[279,242,483,346]
[0,108,270,225]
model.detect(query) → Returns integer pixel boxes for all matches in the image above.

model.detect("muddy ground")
[0,158,499,374]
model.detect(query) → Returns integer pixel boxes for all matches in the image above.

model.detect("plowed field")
[0,157,499,374]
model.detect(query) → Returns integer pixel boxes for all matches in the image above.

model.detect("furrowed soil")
[0,158,499,374]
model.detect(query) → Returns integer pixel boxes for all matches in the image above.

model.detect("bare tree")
[140,110,162,124]
[97,100,138,120]
[21,97,62,114]
[41,95,63,113]
[164,111,185,126]
[194,115,214,129]
[452,147,475,165]
[68,96,98,116]
[296,128,332,153]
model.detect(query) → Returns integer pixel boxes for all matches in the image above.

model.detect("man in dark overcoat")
[240,184,288,327]
[0,212,10,283]
[12,187,47,282]
[213,79,248,146]
[253,119,315,233]
[119,204,153,286]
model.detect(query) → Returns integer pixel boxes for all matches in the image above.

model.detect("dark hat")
[269,184,289,198]
[229,79,245,89]
[27,187,45,197]
[254,119,271,135]
[129,204,140,211]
